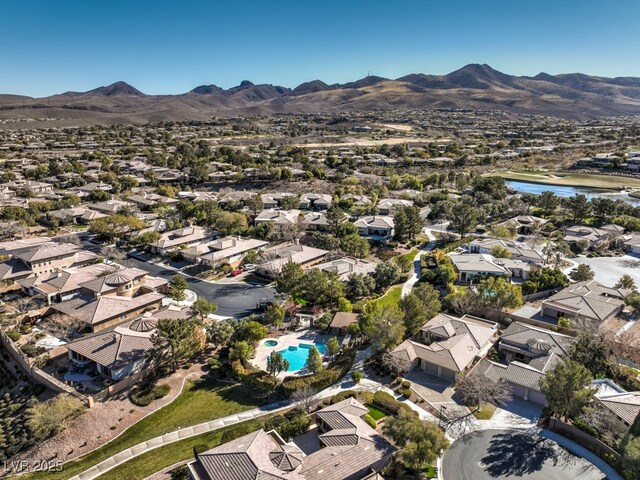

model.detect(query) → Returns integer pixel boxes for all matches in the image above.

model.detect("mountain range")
[1,64,640,126]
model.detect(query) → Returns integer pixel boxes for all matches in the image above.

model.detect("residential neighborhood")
[1,5,640,477]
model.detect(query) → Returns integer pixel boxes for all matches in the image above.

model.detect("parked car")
[230,269,244,277]
[243,263,256,271]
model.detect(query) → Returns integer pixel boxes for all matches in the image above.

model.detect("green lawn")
[485,171,640,189]
[95,417,267,480]
[366,404,388,421]
[471,402,497,420]
[19,379,273,480]
[374,284,404,309]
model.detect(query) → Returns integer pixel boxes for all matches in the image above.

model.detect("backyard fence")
[548,417,621,463]
[0,329,88,405]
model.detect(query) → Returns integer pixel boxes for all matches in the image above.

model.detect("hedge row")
[130,383,171,407]
[279,349,356,398]
[371,391,416,417]
[230,359,278,392]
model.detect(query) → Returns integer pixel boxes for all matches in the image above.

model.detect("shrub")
[264,411,310,439]
[401,387,412,398]
[231,359,278,391]
[192,443,210,456]
[364,413,377,429]
[279,349,356,397]
[170,465,189,480]
[371,391,416,417]
[20,342,43,358]
[329,390,357,404]
[130,383,171,406]
[6,330,21,342]
[27,395,85,442]
[351,370,363,384]
[420,270,437,283]
[152,384,171,398]
[401,380,411,389]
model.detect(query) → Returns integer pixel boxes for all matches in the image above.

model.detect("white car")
[243,263,257,271]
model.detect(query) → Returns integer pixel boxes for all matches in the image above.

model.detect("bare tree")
[291,386,319,413]
[382,352,412,376]
[53,234,80,246]
[39,313,85,340]
[454,372,513,410]
[100,246,131,267]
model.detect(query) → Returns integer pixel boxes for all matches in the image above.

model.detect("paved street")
[442,429,608,480]
[72,236,276,318]
[125,256,276,318]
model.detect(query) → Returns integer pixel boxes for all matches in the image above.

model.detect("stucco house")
[541,280,627,325]
[186,398,394,480]
[478,322,573,406]
[390,313,499,380]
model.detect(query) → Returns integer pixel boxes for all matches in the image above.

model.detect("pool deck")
[253,329,332,377]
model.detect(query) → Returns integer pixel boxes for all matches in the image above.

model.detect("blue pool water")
[276,342,327,372]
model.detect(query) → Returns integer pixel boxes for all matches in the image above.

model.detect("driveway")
[405,370,470,420]
[572,253,640,286]
[442,429,608,480]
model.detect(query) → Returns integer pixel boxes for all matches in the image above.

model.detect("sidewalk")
[401,229,436,298]
[69,400,292,480]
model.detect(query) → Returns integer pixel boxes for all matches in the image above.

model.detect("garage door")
[510,384,526,399]
[422,360,439,376]
[441,368,456,381]
[528,389,547,406]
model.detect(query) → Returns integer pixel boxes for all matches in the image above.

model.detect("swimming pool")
[277,342,327,372]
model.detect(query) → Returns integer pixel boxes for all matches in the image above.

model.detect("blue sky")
[1,0,639,96]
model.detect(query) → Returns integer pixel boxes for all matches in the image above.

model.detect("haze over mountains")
[2,64,640,126]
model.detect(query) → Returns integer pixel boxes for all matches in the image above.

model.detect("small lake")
[505,179,640,206]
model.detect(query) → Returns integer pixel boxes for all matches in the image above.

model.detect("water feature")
[505,179,640,206]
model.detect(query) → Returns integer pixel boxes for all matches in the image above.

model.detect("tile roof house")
[353,216,395,241]
[377,198,413,215]
[468,237,544,265]
[563,225,620,249]
[0,243,98,282]
[541,280,627,324]
[41,206,107,226]
[187,398,394,480]
[66,315,156,381]
[51,291,165,332]
[593,389,640,434]
[190,237,268,267]
[255,209,302,225]
[449,254,511,283]
[299,193,332,210]
[150,226,219,255]
[390,313,499,380]
[303,212,331,232]
[478,322,573,406]
[500,215,549,235]
[311,257,377,281]
[256,244,329,278]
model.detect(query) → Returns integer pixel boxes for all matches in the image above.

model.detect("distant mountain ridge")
[1,64,640,126]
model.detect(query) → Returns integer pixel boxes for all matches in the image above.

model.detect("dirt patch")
[10,363,207,465]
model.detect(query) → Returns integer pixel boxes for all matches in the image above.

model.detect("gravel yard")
[10,362,207,466]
